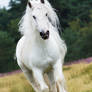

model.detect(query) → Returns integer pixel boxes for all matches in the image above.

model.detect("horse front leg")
[47,70,57,92]
[53,59,67,92]
[32,68,49,92]
[17,62,41,92]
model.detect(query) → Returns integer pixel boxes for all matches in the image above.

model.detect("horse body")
[16,30,61,71]
[16,0,67,92]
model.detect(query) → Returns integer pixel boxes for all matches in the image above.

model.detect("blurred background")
[0,0,92,92]
[0,0,92,73]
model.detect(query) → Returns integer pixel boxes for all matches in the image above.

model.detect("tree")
[0,31,18,73]
[0,8,11,31]
[8,18,21,43]
[62,28,83,61]
[49,0,92,28]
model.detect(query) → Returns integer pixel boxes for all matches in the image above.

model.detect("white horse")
[16,0,67,92]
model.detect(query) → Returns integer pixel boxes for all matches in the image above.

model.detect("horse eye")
[33,16,36,19]
[46,13,48,16]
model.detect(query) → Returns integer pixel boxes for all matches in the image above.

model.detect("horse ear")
[40,0,45,4]
[28,2,32,8]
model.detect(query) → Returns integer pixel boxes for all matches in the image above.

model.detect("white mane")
[19,0,60,36]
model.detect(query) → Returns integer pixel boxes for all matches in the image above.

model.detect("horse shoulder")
[16,36,25,65]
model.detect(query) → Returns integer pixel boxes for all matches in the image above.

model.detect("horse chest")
[22,40,60,69]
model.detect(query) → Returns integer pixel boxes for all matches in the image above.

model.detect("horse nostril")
[40,31,49,40]
[40,31,44,37]
[46,30,49,35]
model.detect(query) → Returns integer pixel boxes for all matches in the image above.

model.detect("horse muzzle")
[40,30,49,40]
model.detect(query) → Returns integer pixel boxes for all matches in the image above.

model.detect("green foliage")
[63,15,92,61]
[63,28,82,61]
[0,31,18,73]
[81,26,92,57]
[8,0,27,19]
[0,9,11,30]
[49,0,92,28]
[8,18,20,42]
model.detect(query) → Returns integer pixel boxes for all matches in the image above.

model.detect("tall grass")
[0,63,92,92]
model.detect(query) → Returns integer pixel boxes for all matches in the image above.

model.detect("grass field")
[0,62,92,92]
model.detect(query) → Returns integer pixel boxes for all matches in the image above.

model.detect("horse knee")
[17,61,28,72]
